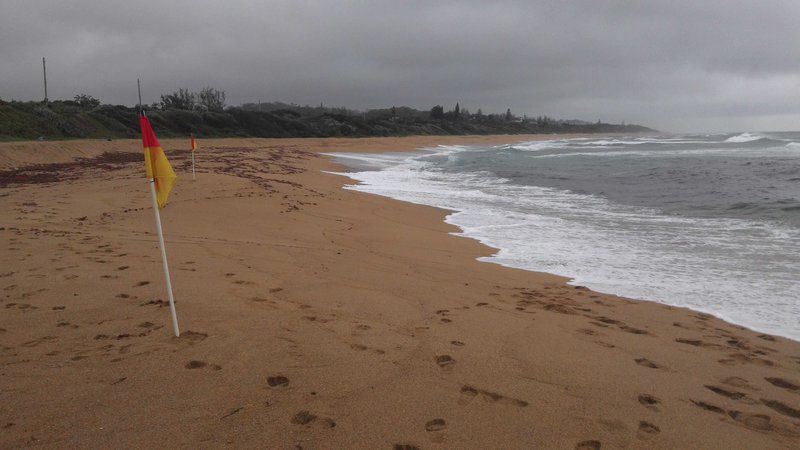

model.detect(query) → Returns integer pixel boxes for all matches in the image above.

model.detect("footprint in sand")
[765,377,799,392]
[180,331,208,342]
[291,410,316,425]
[460,385,528,407]
[302,315,329,323]
[675,338,708,347]
[728,411,773,431]
[185,360,221,370]
[634,358,661,369]
[638,421,661,434]
[705,385,755,403]
[638,394,661,411]
[21,336,57,347]
[56,320,79,329]
[135,281,150,287]
[6,303,37,311]
[425,418,447,432]
[721,376,756,391]
[619,325,649,335]
[393,445,420,450]
[435,355,455,367]
[451,340,465,346]
[594,317,620,325]
[760,399,800,419]
[575,440,601,450]
[140,299,169,307]
[290,411,335,428]
[267,376,289,387]
[691,399,725,414]
[718,353,774,367]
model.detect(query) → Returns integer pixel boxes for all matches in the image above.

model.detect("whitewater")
[328,133,800,341]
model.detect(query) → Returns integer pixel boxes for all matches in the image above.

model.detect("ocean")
[328,132,800,341]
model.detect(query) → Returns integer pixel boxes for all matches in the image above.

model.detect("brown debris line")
[0,152,142,187]
[0,144,315,195]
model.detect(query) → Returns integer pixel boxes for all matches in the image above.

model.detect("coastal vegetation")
[0,88,653,140]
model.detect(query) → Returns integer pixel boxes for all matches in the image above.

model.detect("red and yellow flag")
[191,133,197,152]
[139,116,177,208]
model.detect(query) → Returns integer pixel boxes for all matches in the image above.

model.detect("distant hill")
[0,99,655,141]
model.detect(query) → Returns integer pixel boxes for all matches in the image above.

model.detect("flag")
[139,116,177,208]
[191,133,197,152]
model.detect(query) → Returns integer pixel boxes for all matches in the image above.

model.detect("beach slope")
[1,136,799,448]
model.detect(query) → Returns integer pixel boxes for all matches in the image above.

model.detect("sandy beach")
[1,135,799,449]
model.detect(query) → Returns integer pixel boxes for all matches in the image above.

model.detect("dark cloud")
[2,0,799,131]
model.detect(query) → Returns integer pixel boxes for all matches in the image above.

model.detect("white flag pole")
[191,149,196,181]
[139,79,180,337]
[148,179,180,337]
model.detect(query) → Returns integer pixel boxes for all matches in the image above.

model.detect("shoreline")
[1,135,799,448]
[324,142,797,344]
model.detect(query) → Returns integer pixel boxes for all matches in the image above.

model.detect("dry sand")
[1,135,799,449]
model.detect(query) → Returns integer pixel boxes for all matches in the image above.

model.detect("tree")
[161,88,196,110]
[198,87,226,112]
[430,105,444,120]
[454,102,460,119]
[73,94,100,108]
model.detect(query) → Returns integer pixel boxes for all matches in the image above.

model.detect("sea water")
[328,132,800,341]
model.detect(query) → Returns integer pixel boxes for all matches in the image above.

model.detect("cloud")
[2,0,799,131]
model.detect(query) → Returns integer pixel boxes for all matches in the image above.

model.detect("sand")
[1,135,799,449]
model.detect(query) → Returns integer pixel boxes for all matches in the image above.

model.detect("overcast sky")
[2,0,799,132]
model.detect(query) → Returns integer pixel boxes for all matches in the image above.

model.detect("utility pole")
[137,78,143,114]
[42,57,48,102]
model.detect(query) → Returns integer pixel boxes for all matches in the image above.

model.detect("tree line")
[0,87,655,140]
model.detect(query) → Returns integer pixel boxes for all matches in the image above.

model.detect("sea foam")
[328,139,800,341]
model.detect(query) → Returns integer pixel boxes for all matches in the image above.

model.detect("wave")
[509,140,568,152]
[510,137,709,153]
[524,146,800,159]
[725,132,764,143]
[331,149,800,341]
[576,139,647,146]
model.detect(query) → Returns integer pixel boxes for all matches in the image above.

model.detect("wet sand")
[1,136,799,448]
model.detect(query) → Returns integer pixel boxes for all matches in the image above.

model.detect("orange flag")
[191,133,197,152]
[139,116,177,208]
